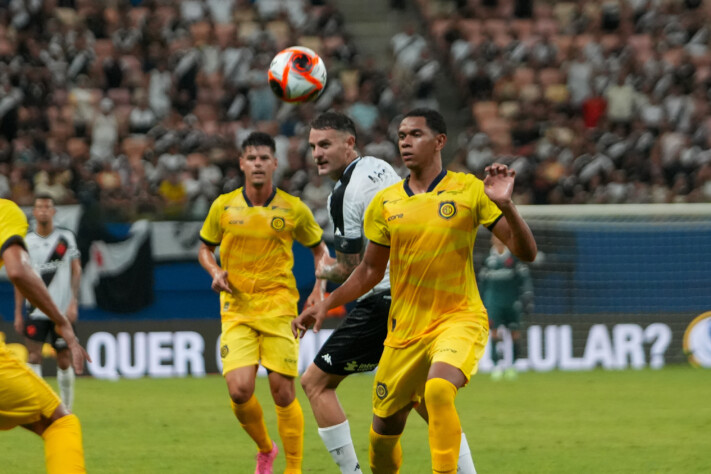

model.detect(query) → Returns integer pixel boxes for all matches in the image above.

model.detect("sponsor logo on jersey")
[271,216,286,231]
[387,213,403,222]
[438,201,457,219]
[344,361,358,372]
[683,311,711,368]
[375,382,388,399]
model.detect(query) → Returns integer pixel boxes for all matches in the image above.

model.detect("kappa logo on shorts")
[220,344,229,358]
[438,201,457,219]
[321,353,333,365]
[271,216,286,231]
[376,382,388,400]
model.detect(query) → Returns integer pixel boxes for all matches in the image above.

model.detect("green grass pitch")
[4,366,710,473]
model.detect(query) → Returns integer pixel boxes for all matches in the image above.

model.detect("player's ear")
[435,133,447,151]
[346,134,356,148]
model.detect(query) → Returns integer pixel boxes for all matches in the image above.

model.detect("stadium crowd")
[419,0,711,204]
[1,0,710,225]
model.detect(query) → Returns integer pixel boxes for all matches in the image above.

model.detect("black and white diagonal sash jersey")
[327,155,401,297]
[25,228,80,319]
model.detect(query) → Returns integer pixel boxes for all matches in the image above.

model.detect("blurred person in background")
[479,234,534,380]
[14,194,82,408]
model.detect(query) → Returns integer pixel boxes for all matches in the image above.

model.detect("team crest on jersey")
[220,345,229,358]
[376,382,388,399]
[271,216,286,231]
[438,201,457,219]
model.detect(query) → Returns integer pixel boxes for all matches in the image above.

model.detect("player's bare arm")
[306,240,330,307]
[292,241,389,338]
[67,257,81,323]
[13,286,25,335]
[198,242,232,294]
[316,249,362,283]
[484,163,537,262]
[3,244,91,373]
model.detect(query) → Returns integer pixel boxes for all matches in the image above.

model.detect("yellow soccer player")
[198,132,329,474]
[0,198,91,474]
[293,108,537,474]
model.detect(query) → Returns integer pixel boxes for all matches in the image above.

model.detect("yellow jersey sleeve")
[0,199,29,268]
[363,189,390,247]
[292,200,323,248]
[472,179,503,228]
[200,194,226,245]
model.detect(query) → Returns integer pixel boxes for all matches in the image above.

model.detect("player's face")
[240,145,277,186]
[32,198,55,225]
[397,116,446,171]
[309,128,355,180]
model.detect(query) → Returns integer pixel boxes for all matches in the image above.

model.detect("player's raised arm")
[484,163,537,262]
[198,242,232,294]
[292,241,389,338]
[2,244,90,374]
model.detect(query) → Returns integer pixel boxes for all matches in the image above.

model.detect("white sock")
[318,420,362,474]
[57,367,75,410]
[458,433,477,474]
[28,363,42,377]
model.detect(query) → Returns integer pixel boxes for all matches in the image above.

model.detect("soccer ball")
[267,46,327,103]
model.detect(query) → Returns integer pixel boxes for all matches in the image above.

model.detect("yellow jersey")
[0,199,28,269]
[200,187,323,322]
[364,170,502,348]
[0,199,28,352]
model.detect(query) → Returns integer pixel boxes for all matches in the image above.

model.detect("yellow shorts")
[220,315,299,377]
[372,318,488,418]
[0,345,61,430]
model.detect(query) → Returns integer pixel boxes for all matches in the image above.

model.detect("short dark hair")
[403,108,447,136]
[310,112,357,140]
[241,132,276,153]
[34,194,55,205]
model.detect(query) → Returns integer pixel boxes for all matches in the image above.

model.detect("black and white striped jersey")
[24,228,80,319]
[327,156,402,295]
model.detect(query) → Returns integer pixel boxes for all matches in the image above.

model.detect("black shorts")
[313,290,390,376]
[23,317,74,351]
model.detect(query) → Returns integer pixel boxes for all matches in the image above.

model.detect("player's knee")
[424,378,457,408]
[299,366,326,399]
[228,386,254,404]
[270,384,295,407]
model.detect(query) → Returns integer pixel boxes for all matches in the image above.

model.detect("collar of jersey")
[403,169,447,196]
[242,186,277,207]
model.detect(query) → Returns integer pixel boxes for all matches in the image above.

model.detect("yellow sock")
[232,395,273,452]
[275,398,304,474]
[424,378,461,474]
[369,425,402,474]
[41,414,86,474]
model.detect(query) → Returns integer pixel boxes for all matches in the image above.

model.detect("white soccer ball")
[267,46,327,103]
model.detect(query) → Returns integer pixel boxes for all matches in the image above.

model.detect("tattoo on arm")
[320,251,362,283]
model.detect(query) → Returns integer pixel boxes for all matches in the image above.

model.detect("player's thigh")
[23,319,51,356]
[372,344,430,419]
[313,293,389,376]
[430,318,489,382]
[257,315,299,377]
[220,320,261,376]
[0,349,61,431]
[50,322,77,351]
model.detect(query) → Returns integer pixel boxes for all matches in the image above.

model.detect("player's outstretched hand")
[211,270,232,294]
[56,321,91,374]
[484,163,515,205]
[292,302,328,339]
